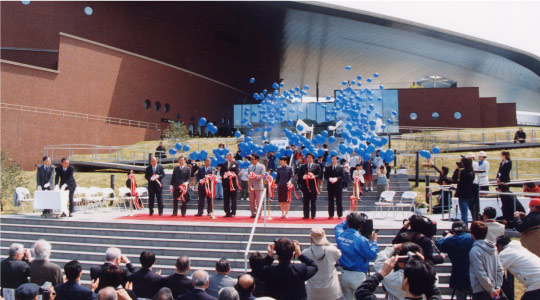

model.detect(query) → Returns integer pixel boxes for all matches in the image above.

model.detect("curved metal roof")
[271,2,540,112]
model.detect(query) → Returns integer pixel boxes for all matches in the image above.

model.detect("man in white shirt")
[482,207,505,244]
[477,151,490,191]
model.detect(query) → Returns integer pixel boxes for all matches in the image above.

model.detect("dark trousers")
[302,188,317,218]
[198,183,212,215]
[223,187,237,216]
[148,187,163,215]
[172,189,188,216]
[471,184,480,221]
[522,289,540,300]
[328,183,343,218]
[68,189,75,213]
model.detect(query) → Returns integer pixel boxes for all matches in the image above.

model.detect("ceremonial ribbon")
[350,195,357,211]
[265,175,275,198]
[304,172,320,194]
[248,172,260,191]
[177,184,188,202]
[287,182,299,203]
[204,174,217,198]
[353,177,363,200]
[224,171,240,191]
[128,173,142,209]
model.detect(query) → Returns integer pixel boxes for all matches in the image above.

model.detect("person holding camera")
[374,240,424,300]
[1,243,32,290]
[252,238,318,300]
[435,221,474,300]
[514,198,540,258]
[334,212,378,300]
[398,215,445,265]
[355,253,442,300]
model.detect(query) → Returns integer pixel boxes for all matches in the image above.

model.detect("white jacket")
[302,244,342,300]
[374,247,405,300]
[477,160,490,186]
[499,240,540,292]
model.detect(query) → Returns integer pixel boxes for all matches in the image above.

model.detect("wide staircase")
[0,214,454,299]
[156,174,412,213]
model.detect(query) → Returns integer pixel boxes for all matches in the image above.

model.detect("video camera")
[347,212,374,239]
[406,214,437,238]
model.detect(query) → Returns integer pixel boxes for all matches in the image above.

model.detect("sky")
[319,1,540,57]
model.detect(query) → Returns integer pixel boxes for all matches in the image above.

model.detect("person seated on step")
[207,259,237,298]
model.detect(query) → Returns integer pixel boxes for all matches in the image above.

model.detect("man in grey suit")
[37,156,55,215]
[247,154,266,218]
[206,258,237,298]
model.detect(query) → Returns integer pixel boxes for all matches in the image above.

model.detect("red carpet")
[116,213,343,225]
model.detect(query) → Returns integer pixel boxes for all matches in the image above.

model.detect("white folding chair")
[73,187,87,212]
[101,188,119,210]
[374,191,396,217]
[15,187,34,214]
[395,191,417,218]
[136,187,148,209]
[86,187,105,210]
[117,187,132,210]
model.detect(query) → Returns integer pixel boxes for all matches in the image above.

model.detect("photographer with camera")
[398,215,445,265]
[252,237,318,300]
[435,221,474,300]
[334,212,378,300]
[355,252,442,300]
[1,243,32,291]
[374,238,424,300]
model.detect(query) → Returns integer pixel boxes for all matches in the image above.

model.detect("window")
[164,103,170,113]
[432,112,440,120]
[454,112,462,120]
[84,6,93,16]
[144,99,151,109]
[21,1,31,5]
[154,101,161,112]
[410,113,418,120]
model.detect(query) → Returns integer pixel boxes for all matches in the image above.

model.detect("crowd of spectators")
[2,206,540,300]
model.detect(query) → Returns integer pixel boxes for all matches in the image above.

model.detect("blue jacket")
[334,221,378,272]
[436,232,474,290]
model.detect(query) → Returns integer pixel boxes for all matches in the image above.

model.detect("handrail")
[244,188,267,272]
[1,103,160,130]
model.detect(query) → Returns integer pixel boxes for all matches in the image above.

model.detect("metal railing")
[244,188,268,272]
[1,103,161,130]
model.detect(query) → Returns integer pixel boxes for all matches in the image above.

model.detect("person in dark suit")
[55,260,98,300]
[196,158,215,217]
[496,151,512,183]
[145,156,165,216]
[54,157,77,217]
[90,247,137,292]
[297,153,322,219]
[253,238,318,300]
[221,153,240,217]
[170,156,191,217]
[128,250,166,299]
[1,243,31,290]
[325,155,344,219]
[36,156,55,215]
[166,256,193,299]
[178,270,217,300]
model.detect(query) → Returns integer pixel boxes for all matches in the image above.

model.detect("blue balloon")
[321,130,328,137]
[198,117,207,127]
[189,151,199,161]
[168,148,177,155]
[234,131,242,138]
[182,145,190,152]
[363,153,371,161]
[328,136,336,144]
[250,77,255,83]
[329,150,338,157]
[271,172,277,180]
[385,156,394,164]
[366,144,376,154]
[345,65,351,70]
[373,73,380,78]
[175,143,182,150]
[199,150,208,160]
[419,150,431,159]
[297,124,304,131]
[432,147,440,155]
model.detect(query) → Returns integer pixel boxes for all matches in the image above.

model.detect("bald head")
[150,156,157,166]
[98,287,118,300]
[192,270,209,288]
[237,273,255,294]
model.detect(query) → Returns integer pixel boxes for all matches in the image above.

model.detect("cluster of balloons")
[164,65,440,169]
[419,146,441,160]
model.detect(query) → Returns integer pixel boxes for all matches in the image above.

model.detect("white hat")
[466,152,475,159]
[477,151,487,157]
[310,227,330,246]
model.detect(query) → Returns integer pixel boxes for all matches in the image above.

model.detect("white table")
[450,197,530,220]
[34,190,69,214]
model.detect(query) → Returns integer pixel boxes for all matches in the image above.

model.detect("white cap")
[466,152,475,159]
[477,151,487,157]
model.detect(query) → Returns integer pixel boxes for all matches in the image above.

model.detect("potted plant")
[414,201,428,215]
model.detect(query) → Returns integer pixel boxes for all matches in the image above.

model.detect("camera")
[409,215,438,238]
[40,282,52,300]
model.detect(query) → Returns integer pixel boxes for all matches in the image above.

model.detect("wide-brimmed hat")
[466,152,475,159]
[310,227,330,245]
[477,151,487,157]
